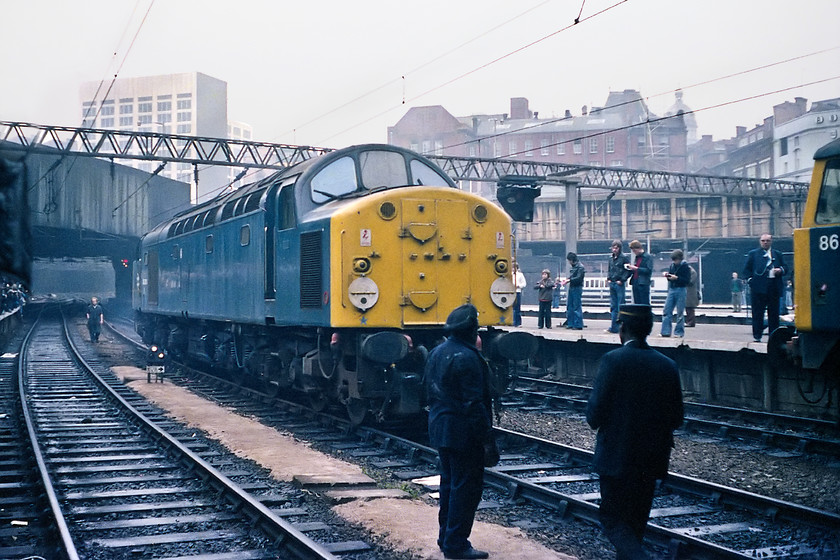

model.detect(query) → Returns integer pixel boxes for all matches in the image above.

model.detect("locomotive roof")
[814,138,840,160]
[143,144,456,243]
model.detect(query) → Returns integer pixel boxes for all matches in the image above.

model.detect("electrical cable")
[276,0,554,141]
[316,0,629,144]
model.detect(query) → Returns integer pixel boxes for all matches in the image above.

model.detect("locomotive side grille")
[300,231,322,308]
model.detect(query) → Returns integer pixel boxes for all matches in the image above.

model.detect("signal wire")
[430,45,840,155]
[316,0,629,144]
[277,0,554,141]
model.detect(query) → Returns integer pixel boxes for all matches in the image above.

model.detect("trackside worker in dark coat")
[586,304,684,559]
[86,296,104,343]
[425,304,492,560]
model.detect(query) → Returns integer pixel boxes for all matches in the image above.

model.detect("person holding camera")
[606,240,630,333]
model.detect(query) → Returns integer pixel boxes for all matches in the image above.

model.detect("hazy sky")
[1,0,838,149]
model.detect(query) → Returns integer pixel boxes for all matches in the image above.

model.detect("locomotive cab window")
[240,225,250,246]
[815,159,840,224]
[360,150,407,189]
[311,156,357,203]
[410,158,451,186]
[205,235,214,253]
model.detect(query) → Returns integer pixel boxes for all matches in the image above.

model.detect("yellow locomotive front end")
[330,187,515,329]
[789,138,840,372]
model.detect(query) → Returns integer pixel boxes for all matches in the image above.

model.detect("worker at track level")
[424,304,492,560]
[586,304,684,559]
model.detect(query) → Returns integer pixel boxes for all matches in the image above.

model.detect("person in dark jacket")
[587,304,684,560]
[606,240,630,333]
[627,240,653,305]
[424,304,492,560]
[742,233,787,342]
[534,269,555,329]
[660,249,691,338]
[86,296,104,342]
[560,252,585,330]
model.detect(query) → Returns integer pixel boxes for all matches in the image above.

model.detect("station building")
[387,91,838,304]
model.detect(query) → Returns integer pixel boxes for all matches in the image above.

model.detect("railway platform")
[515,303,778,354]
[509,305,836,423]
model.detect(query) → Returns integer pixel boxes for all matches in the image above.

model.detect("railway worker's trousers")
[598,475,656,560]
[437,445,485,555]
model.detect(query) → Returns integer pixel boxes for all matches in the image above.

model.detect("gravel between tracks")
[87,321,840,559]
[498,409,840,514]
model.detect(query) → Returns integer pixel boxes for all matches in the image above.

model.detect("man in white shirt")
[512,263,526,327]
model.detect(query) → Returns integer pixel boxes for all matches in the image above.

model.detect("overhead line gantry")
[1,121,808,201]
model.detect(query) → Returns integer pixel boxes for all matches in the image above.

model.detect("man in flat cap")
[424,304,492,559]
[586,304,684,559]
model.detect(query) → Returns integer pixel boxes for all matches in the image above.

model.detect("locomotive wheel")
[264,380,281,398]
[346,398,368,425]
[309,392,328,412]
[767,325,794,362]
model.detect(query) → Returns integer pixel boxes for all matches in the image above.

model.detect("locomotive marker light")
[490,276,516,309]
[348,277,379,311]
[146,344,167,383]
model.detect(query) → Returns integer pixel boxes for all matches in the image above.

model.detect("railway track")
[106,319,840,560]
[14,309,350,559]
[509,375,840,458]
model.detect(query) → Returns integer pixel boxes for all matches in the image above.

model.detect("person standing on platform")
[684,264,699,328]
[586,304,684,560]
[512,263,526,327]
[552,270,563,309]
[606,240,630,333]
[660,250,690,338]
[742,233,786,342]
[560,252,585,330]
[627,240,653,306]
[730,272,743,312]
[424,304,492,560]
[86,296,104,343]
[535,269,555,329]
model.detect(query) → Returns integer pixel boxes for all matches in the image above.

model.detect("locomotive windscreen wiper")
[312,189,339,201]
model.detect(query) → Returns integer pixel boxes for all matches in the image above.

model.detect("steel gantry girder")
[0,121,331,169]
[429,155,809,201]
[1,121,809,200]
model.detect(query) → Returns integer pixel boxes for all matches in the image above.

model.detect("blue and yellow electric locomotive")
[788,138,840,374]
[133,144,532,422]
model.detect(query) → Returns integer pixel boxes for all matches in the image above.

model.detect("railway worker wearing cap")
[626,240,653,306]
[424,304,492,559]
[586,304,684,559]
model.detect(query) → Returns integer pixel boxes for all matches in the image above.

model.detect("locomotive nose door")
[401,197,470,326]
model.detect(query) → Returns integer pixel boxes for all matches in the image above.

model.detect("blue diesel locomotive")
[133,144,535,423]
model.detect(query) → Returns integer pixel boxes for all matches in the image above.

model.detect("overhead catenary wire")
[316,0,629,145]
[276,0,554,141]
[426,45,840,156]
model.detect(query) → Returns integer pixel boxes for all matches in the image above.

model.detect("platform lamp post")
[636,228,661,256]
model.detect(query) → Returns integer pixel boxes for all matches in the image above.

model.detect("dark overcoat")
[742,247,786,295]
[586,340,684,479]
[629,252,654,287]
[424,335,492,450]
